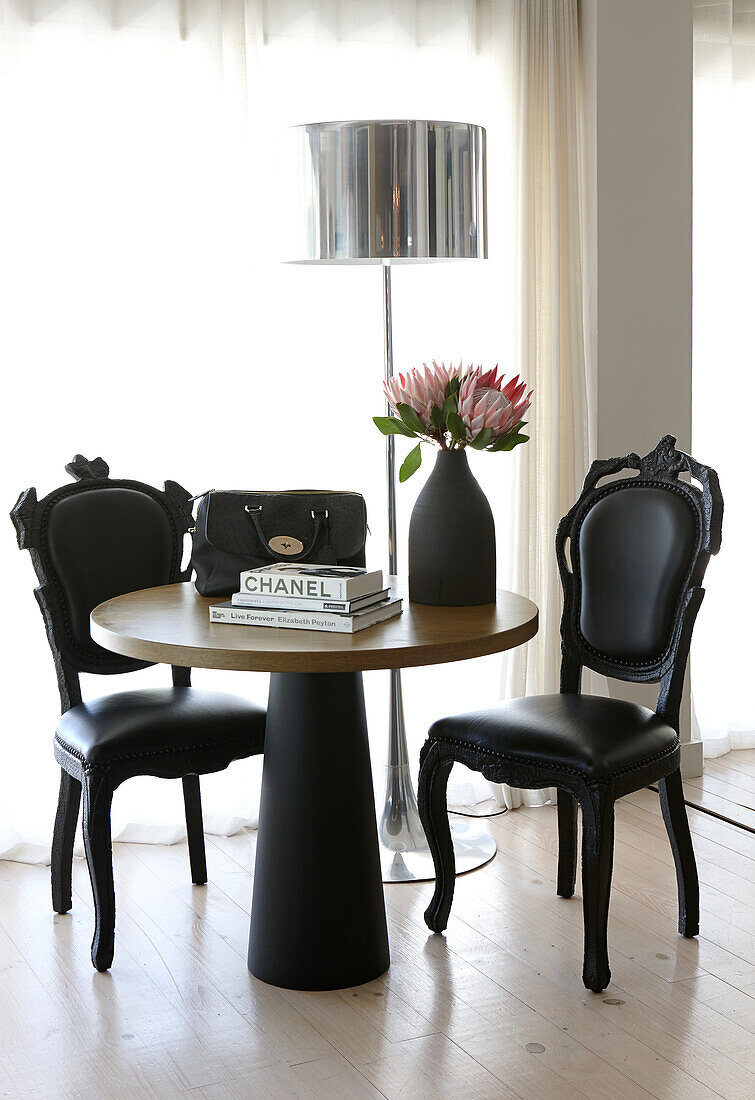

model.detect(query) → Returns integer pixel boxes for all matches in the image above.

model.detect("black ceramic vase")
[408,448,496,606]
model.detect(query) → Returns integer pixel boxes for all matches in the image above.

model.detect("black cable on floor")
[448,808,509,819]
[647,784,755,836]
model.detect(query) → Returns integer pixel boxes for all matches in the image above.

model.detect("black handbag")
[190,489,368,597]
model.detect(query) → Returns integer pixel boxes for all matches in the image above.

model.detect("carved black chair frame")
[11,455,264,971]
[418,436,723,992]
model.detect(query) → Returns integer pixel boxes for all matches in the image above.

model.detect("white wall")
[580,0,700,773]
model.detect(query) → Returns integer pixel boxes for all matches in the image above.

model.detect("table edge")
[91,614,538,673]
[90,582,539,674]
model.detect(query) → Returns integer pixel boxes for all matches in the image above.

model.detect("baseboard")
[680,738,703,779]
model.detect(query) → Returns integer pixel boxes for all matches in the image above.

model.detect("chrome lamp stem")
[378,263,431,881]
[376,262,496,883]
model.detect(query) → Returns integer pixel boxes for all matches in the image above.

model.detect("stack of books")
[209,564,402,633]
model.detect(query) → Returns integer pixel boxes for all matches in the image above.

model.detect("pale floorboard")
[682,752,755,823]
[1,753,754,1099]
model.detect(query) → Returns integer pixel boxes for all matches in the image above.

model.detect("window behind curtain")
[0,0,518,857]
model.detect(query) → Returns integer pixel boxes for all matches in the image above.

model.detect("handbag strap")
[245,505,333,563]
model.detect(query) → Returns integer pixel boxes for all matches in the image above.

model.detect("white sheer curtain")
[499,0,590,806]
[0,0,591,859]
[692,1,755,757]
[452,0,591,813]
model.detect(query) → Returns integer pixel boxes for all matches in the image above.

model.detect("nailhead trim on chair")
[427,733,680,784]
[54,730,263,772]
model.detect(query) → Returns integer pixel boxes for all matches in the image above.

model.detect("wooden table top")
[90,580,538,674]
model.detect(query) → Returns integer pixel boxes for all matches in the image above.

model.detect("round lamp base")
[380,819,497,883]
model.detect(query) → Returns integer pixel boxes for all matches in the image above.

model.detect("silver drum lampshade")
[290,119,487,263]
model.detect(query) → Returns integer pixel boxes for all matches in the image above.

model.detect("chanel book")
[231,588,390,614]
[239,564,383,601]
[209,597,402,633]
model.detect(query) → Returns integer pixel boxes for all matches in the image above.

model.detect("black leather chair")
[11,455,266,971]
[417,436,723,993]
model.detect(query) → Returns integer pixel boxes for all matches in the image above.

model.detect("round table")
[91,580,538,991]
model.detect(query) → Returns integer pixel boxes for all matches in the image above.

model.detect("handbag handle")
[245,505,333,563]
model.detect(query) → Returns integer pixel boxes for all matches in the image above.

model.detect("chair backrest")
[556,436,723,729]
[11,455,193,710]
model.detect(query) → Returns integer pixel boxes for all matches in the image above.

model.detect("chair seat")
[55,687,265,767]
[430,694,677,780]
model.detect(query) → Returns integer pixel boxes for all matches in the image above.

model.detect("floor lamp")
[289,119,495,882]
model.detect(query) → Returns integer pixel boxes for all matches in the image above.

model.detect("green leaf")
[469,427,492,450]
[445,376,461,398]
[446,411,467,444]
[373,416,417,438]
[488,431,530,452]
[441,391,458,423]
[430,404,445,435]
[399,443,422,482]
[509,433,530,449]
[396,403,426,435]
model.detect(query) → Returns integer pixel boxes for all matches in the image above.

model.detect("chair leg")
[52,770,81,914]
[182,774,207,885]
[658,768,699,937]
[417,742,456,933]
[556,789,578,898]
[580,788,615,993]
[82,772,115,972]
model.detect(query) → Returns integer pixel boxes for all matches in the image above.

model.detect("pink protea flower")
[458,365,532,442]
[383,360,465,433]
[375,359,532,480]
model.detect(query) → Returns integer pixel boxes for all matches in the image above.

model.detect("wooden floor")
[1,754,754,1099]
[682,748,755,828]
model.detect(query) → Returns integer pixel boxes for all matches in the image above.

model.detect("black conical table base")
[248,672,390,990]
